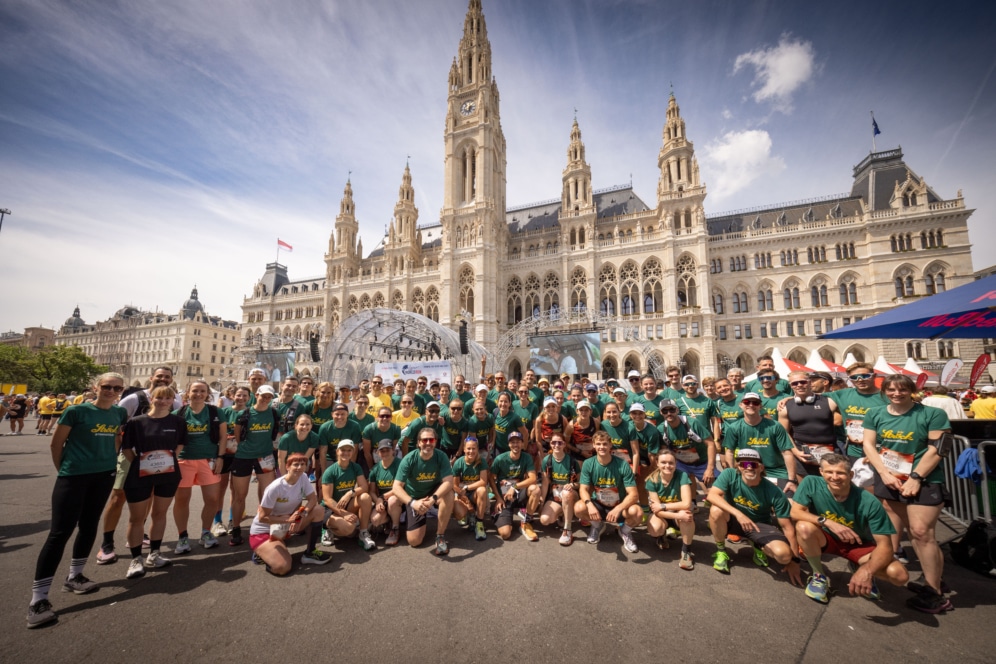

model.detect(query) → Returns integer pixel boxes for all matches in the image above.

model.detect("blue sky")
[1,0,994,334]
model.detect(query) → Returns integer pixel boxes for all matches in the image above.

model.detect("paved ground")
[2,425,994,663]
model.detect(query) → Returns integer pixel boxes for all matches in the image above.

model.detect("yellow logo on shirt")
[880,429,914,441]
[844,405,870,416]
[335,480,356,492]
[821,510,855,528]
[188,424,209,434]
[91,424,119,434]
[746,436,771,448]
[249,423,272,432]
[595,477,617,488]
[415,472,438,482]
[734,495,761,511]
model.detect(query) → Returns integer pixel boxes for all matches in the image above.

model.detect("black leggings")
[34,471,115,581]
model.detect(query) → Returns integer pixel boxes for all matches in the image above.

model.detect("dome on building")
[182,286,204,319]
[63,306,85,329]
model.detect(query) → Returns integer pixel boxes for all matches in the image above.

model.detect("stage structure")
[321,308,486,388]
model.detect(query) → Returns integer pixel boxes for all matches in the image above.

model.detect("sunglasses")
[379,414,392,418]
[420,437,437,443]
[759,376,776,382]
[99,385,124,392]
[402,401,414,405]
[372,381,383,385]
[849,373,873,380]
[738,461,760,470]
[357,401,369,405]
[741,400,761,406]
[683,383,697,387]
[629,377,640,382]
[550,441,565,446]
[790,380,809,387]
[661,407,678,413]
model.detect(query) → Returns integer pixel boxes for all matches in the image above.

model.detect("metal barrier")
[979,441,995,526]
[941,435,981,531]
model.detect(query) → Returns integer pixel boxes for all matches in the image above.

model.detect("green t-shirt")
[274,397,308,434]
[174,405,220,460]
[237,407,279,459]
[721,417,794,478]
[559,400,577,421]
[395,448,453,499]
[528,386,545,405]
[368,458,401,494]
[318,420,364,461]
[362,422,402,449]
[464,398,497,419]
[350,411,375,431]
[745,377,791,394]
[661,387,684,402]
[440,414,468,453]
[456,390,475,404]
[862,403,950,483]
[644,470,691,504]
[792,475,895,543]
[490,451,536,486]
[658,417,712,466]
[402,417,444,448]
[632,422,663,463]
[579,455,637,507]
[714,397,743,432]
[308,404,336,429]
[321,461,364,502]
[828,388,889,457]
[466,414,495,443]
[760,392,788,420]
[56,402,128,476]
[540,453,580,495]
[635,394,665,426]
[278,430,319,455]
[492,410,524,454]
[713,467,791,524]
[676,393,716,428]
[452,455,488,486]
[600,419,636,459]
[512,401,539,431]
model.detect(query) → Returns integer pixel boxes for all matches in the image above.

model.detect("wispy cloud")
[700,130,786,202]
[733,34,816,113]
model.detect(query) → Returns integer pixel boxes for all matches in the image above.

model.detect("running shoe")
[559,529,573,546]
[126,558,146,579]
[302,549,332,565]
[26,599,56,629]
[320,529,334,547]
[894,546,910,565]
[385,527,400,546]
[805,573,830,604]
[96,544,117,565]
[620,525,638,553]
[433,535,449,556]
[359,529,376,551]
[199,533,219,549]
[144,551,171,568]
[726,534,743,544]
[586,521,605,544]
[865,578,882,601]
[457,517,468,527]
[907,589,953,614]
[226,520,234,533]
[251,552,265,565]
[518,508,529,523]
[520,522,539,542]
[666,526,680,540]
[210,521,228,538]
[657,535,669,550]
[174,536,192,555]
[907,578,951,595]
[475,521,487,541]
[63,573,97,595]
[228,532,244,547]
[752,545,769,568]
[712,550,731,574]
[679,551,695,570]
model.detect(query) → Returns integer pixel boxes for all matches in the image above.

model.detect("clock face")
[460,100,476,116]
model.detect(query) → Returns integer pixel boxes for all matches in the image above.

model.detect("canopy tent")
[873,355,920,377]
[821,273,996,340]
[805,348,848,376]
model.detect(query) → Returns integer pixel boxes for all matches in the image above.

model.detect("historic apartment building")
[0,326,56,350]
[241,0,979,381]
[56,288,241,389]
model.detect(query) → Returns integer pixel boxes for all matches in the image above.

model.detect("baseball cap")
[249,368,267,376]
[741,391,762,402]
[543,397,558,407]
[613,387,627,395]
[538,377,550,385]
[576,399,592,410]
[475,383,489,393]
[376,439,394,450]
[332,402,349,411]
[658,399,677,410]
[682,375,698,383]
[629,402,646,413]
[256,385,276,396]
[981,386,996,394]
[627,370,641,378]
[809,371,832,382]
[426,401,441,410]
[337,439,356,449]
[508,431,523,440]
[735,448,762,462]
[585,384,598,392]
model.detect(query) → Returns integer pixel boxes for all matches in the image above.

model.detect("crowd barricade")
[941,435,981,535]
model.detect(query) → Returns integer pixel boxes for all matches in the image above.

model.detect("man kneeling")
[791,453,909,603]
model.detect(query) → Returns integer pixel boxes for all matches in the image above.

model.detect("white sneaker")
[359,529,376,551]
[173,537,191,555]
[620,525,638,553]
[210,522,228,537]
[144,551,172,569]
[126,558,146,579]
[321,529,334,547]
[586,521,605,544]
[199,532,219,549]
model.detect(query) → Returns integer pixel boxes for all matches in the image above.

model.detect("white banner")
[940,358,964,387]
[374,360,452,384]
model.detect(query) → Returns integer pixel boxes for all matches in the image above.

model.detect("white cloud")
[733,35,815,112]
[700,130,785,202]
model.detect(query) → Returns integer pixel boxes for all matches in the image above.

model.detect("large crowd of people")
[24,355,979,628]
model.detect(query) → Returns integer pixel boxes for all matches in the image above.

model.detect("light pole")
[0,208,10,235]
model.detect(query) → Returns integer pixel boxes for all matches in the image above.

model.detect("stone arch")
[508,358,522,381]
[787,348,808,365]
[681,350,700,377]
[817,346,837,363]
[622,352,642,377]
[736,351,754,369]
[601,353,618,381]
[507,276,523,324]
[843,344,869,364]
[570,266,588,314]
[459,264,475,315]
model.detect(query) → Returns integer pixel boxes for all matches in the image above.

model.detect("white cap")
[627,370,641,378]
[475,383,489,393]
[629,402,645,413]
[613,387,627,395]
[256,385,276,396]
[682,375,698,383]
[981,385,996,394]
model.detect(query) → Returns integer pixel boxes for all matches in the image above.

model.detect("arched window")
[713,293,725,314]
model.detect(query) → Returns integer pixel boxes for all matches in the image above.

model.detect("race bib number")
[673,447,699,464]
[611,449,631,463]
[596,487,620,506]
[225,436,238,455]
[138,450,174,477]
[269,522,291,541]
[806,444,836,462]
[500,480,518,496]
[259,454,276,472]
[552,484,567,503]
[880,447,914,481]
[845,419,865,444]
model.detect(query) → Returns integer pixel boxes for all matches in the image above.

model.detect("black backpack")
[950,519,996,577]
[236,408,280,443]
[119,387,150,421]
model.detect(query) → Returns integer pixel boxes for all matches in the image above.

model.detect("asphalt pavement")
[1,424,994,663]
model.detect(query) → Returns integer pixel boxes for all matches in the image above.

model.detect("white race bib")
[611,449,631,463]
[806,444,836,462]
[845,419,865,444]
[880,447,914,480]
[596,486,620,506]
[225,436,238,455]
[258,454,276,472]
[674,447,699,464]
[138,450,174,477]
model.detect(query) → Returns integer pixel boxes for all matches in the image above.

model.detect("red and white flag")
[277,239,293,252]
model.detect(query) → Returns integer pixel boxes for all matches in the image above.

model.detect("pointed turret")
[561,118,595,217]
[656,91,706,232]
[332,178,358,258]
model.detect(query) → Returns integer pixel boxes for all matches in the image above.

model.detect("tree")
[28,346,108,393]
[0,345,35,385]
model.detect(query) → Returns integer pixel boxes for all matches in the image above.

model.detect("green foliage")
[0,345,107,393]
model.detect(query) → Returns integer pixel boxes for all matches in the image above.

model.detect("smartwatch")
[910,472,923,481]
[817,516,827,525]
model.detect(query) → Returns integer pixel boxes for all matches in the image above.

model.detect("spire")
[333,178,359,258]
[562,117,594,216]
[455,0,491,89]
[392,163,420,248]
[657,92,701,197]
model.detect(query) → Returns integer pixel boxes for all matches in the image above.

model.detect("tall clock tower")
[439,0,507,348]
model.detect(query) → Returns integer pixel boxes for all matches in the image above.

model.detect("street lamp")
[0,208,10,235]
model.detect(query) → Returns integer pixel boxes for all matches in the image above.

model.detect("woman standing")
[645,449,696,570]
[121,386,187,579]
[26,372,128,629]
[568,400,598,463]
[211,386,250,537]
[863,374,951,614]
[278,414,318,473]
[229,385,280,546]
[172,380,226,554]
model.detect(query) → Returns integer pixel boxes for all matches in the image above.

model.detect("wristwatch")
[817,516,827,525]
[431,494,439,505]
[584,499,591,505]
[910,472,923,481]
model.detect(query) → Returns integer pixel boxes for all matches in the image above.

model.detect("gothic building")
[241,0,978,381]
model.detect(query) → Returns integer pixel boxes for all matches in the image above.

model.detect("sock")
[150,539,162,552]
[682,543,691,554]
[178,531,188,540]
[31,578,53,605]
[806,555,824,575]
[715,541,726,551]
[620,523,632,535]
[102,531,115,548]
[201,528,210,537]
[130,546,142,559]
[214,510,223,524]
[308,522,322,549]
[68,558,86,579]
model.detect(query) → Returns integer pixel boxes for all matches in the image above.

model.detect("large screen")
[255,351,296,384]
[527,332,601,376]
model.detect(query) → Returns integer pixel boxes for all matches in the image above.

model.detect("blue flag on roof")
[872,117,881,136]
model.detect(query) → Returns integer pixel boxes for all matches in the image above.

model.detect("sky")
[2,0,995,334]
